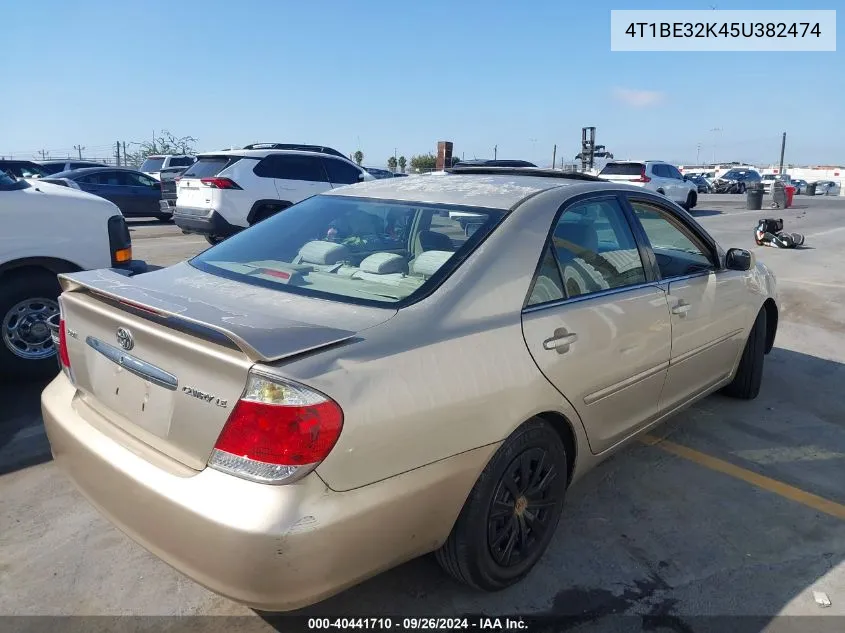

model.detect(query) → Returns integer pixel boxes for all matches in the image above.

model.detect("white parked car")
[0,172,141,378]
[173,146,373,245]
[140,155,196,180]
[599,161,698,210]
[761,174,791,193]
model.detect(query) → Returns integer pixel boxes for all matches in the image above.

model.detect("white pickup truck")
[0,172,146,378]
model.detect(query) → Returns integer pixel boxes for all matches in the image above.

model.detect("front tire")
[0,271,62,380]
[205,235,225,246]
[722,308,766,400]
[435,419,568,591]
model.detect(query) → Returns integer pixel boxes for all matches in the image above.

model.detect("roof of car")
[321,170,611,210]
[50,166,145,178]
[196,148,357,161]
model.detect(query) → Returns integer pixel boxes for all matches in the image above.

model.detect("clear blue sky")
[1,0,842,167]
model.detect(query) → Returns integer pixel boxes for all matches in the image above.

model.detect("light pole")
[710,128,722,163]
[696,143,701,164]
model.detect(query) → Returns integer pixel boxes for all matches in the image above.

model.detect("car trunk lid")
[57,264,396,470]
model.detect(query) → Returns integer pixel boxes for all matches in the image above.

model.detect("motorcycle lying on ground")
[755,218,806,249]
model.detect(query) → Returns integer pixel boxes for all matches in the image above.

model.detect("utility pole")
[38,149,48,160]
[115,141,121,166]
[74,144,85,159]
[122,142,127,166]
[552,144,557,169]
[710,127,722,163]
[696,143,701,164]
[778,132,786,175]
[494,145,497,160]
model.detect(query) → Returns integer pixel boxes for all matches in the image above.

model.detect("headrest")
[411,250,453,277]
[298,241,350,265]
[360,252,407,275]
[554,221,598,254]
[418,230,454,252]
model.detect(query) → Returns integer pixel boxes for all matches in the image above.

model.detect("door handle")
[543,328,578,353]
[671,300,691,316]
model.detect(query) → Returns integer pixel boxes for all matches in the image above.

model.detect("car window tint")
[254,155,328,182]
[550,198,646,299]
[526,242,565,306]
[169,157,194,167]
[323,158,362,185]
[630,201,714,278]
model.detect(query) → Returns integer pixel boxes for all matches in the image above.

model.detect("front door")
[521,195,672,454]
[626,198,750,413]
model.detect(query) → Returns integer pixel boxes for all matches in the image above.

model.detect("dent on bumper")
[41,374,495,611]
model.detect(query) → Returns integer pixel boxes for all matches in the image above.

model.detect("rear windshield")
[190,194,503,307]
[182,156,243,178]
[140,157,165,172]
[600,163,643,176]
[168,156,194,167]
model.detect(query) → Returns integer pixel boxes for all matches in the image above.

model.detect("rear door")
[254,154,331,202]
[322,157,365,188]
[521,194,672,454]
[78,171,133,212]
[625,197,750,413]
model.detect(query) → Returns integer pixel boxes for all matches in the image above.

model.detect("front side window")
[630,201,714,278]
[527,198,646,305]
[191,195,503,306]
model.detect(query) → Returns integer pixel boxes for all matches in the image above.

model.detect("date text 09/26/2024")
[307,618,528,630]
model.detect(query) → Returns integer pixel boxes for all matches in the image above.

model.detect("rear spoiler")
[57,268,358,363]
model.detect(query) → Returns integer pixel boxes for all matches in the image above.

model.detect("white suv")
[140,154,196,180]
[173,146,373,244]
[599,161,698,210]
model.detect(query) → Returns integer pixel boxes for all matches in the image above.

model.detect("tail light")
[200,177,242,190]
[58,318,71,369]
[633,167,651,183]
[209,372,344,484]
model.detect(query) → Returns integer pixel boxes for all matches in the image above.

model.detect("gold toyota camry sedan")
[42,166,779,611]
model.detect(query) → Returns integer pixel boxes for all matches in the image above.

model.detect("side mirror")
[725,248,754,271]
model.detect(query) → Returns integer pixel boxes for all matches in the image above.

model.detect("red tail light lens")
[634,167,651,183]
[200,177,242,190]
[209,373,343,484]
[58,318,71,368]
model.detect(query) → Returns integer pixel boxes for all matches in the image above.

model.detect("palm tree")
[398,156,407,173]
[353,150,364,166]
[387,156,398,172]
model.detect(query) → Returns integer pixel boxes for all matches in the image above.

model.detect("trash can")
[806,182,817,196]
[784,185,796,208]
[771,181,787,209]
[746,182,764,210]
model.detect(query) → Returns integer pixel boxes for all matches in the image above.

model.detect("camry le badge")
[116,327,134,351]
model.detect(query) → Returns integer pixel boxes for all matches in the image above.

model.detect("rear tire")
[722,308,766,400]
[205,235,224,246]
[435,419,568,591]
[156,213,173,222]
[0,271,62,380]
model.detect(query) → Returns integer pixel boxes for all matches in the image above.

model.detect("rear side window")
[600,163,644,176]
[183,156,243,178]
[254,155,328,182]
[140,157,165,172]
[40,163,67,175]
[323,158,362,185]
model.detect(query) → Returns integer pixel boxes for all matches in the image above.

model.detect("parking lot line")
[640,434,845,521]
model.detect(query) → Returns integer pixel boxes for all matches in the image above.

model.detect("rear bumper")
[159,200,176,213]
[41,373,493,611]
[173,208,240,237]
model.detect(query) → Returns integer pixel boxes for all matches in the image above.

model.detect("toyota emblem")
[116,327,134,351]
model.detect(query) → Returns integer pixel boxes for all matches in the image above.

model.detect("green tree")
[353,150,364,165]
[387,156,398,172]
[410,153,437,172]
[398,155,407,173]
[126,130,198,166]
